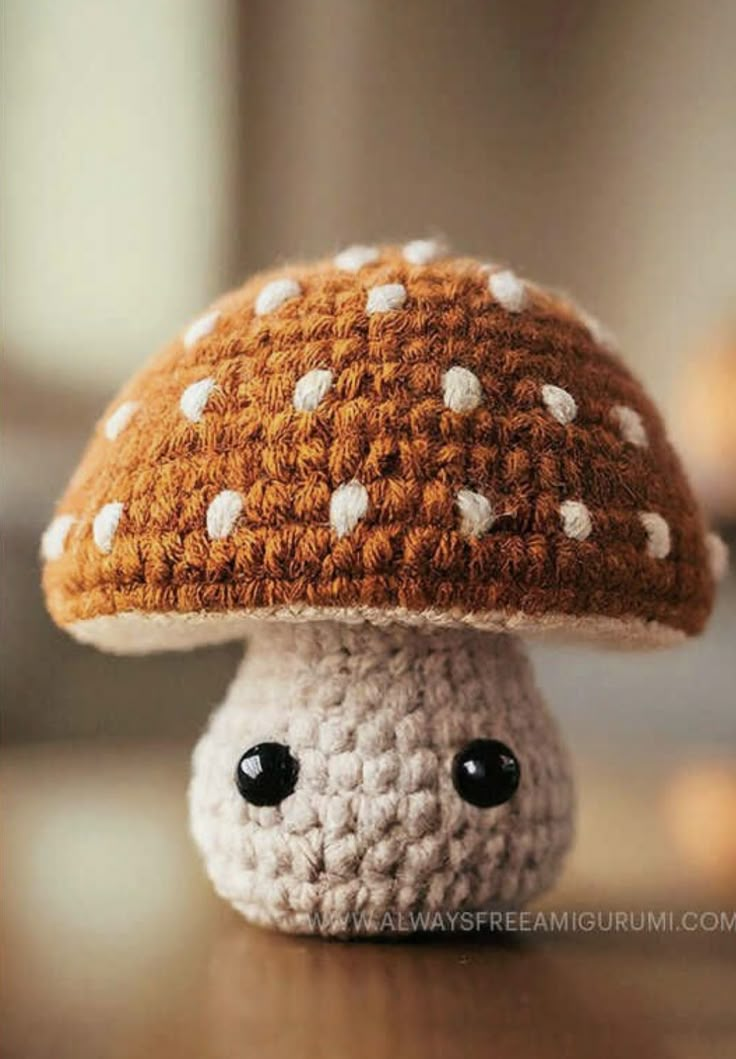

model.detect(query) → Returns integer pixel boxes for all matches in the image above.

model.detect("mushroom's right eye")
[235,742,299,806]
[452,739,520,808]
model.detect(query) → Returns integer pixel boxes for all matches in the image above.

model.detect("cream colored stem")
[189,621,574,935]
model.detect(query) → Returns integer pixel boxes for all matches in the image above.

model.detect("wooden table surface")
[3,742,735,1059]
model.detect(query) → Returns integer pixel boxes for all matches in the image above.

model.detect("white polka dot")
[489,269,527,312]
[93,502,124,554]
[334,245,379,272]
[366,283,406,315]
[206,490,243,540]
[706,532,729,581]
[442,366,483,413]
[293,368,333,412]
[329,481,369,538]
[180,377,216,423]
[639,511,671,559]
[183,309,220,349]
[560,500,592,541]
[41,514,75,561]
[457,490,495,538]
[576,305,615,348]
[402,238,443,265]
[612,405,648,447]
[541,384,577,425]
[254,277,301,316]
[104,400,139,441]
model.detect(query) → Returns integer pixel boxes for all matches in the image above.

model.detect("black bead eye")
[235,742,299,807]
[452,739,520,808]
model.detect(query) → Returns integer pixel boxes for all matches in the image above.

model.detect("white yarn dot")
[541,384,577,425]
[366,283,406,315]
[93,502,124,554]
[183,309,220,349]
[457,490,495,538]
[576,305,616,348]
[255,278,301,316]
[330,481,369,538]
[612,405,648,447]
[293,368,333,412]
[104,401,139,441]
[639,511,671,559]
[334,245,379,272]
[41,514,75,561]
[442,366,483,413]
[180,377,217,423]
[706,532,729,581]
[206,490,244,540]
[560,500,592,541]
[489,269,527,312]
[402,239,442,266]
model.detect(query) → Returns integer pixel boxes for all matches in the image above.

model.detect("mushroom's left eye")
[452,739,520,808]
[235,742,299,806]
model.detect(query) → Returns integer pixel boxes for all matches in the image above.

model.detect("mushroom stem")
[189,622,575,935]
[234,620,547,723]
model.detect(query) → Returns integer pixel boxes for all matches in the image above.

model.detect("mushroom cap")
[42,243,716,653]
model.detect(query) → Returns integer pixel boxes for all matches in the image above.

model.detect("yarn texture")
[38,242,722,937]
[41,245,716,652]
[189,622,574,935]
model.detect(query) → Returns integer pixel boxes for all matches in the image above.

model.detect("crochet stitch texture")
[189,622,574,935]
[42,245,715,650]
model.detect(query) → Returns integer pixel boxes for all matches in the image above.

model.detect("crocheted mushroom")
[41,241,722,935]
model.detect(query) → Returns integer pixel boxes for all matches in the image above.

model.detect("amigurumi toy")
[42,240,725,935]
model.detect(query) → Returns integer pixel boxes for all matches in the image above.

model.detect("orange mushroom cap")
[41,243,718,653]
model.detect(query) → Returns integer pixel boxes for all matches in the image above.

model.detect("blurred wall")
[2,0,735,744]
[2,0,238,390]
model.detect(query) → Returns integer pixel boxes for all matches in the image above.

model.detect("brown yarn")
[42,247,715,646]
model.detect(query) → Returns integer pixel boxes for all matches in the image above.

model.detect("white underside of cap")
[66,605,684,654]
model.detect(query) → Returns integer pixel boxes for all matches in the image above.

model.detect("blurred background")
[2,3,736,1057]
